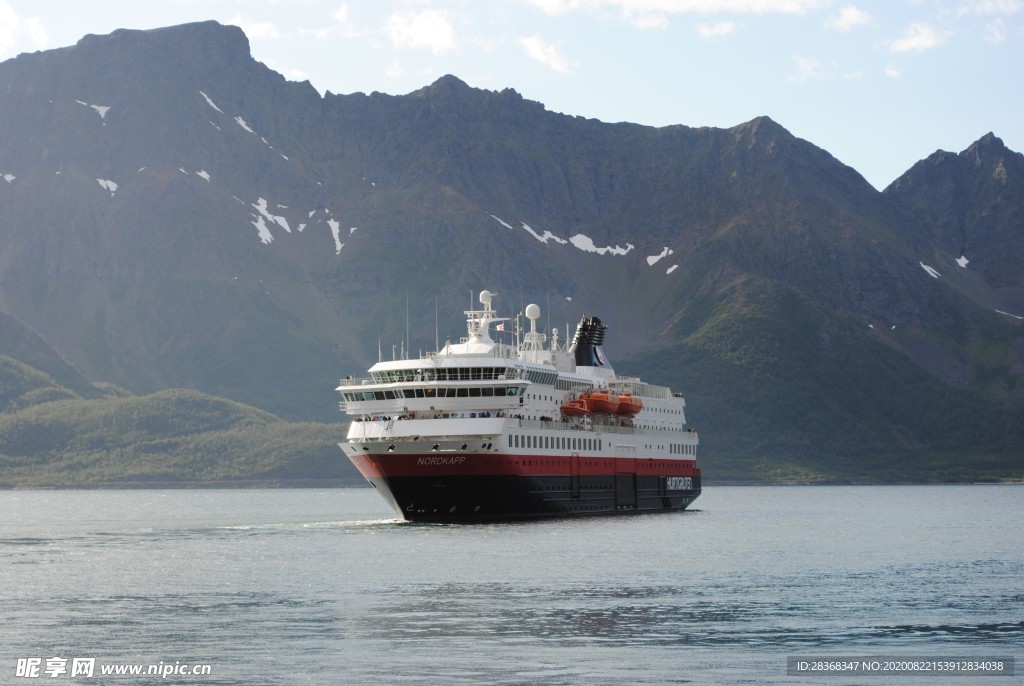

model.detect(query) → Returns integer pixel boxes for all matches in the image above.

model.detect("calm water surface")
[0,486,1020,685]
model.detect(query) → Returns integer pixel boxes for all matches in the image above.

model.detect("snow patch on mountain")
[956,255,969,268]
[2,172,14,183]
[199,92,286,157]
[919,261,940,279]
[252,216,273,244]
[490,215,515,230]
[96,178,118,196]
[327,219,342,253]
[647,247,673,266]
[491,216,634,257]
[570,234,634,256]
[666,265,679,274]
[521,223,568,245]
[247,204,348,247]
[322,218,357,254]
[249,197,294,243]
[253,198,290,232]
[196,170,210,182]
[199,91,223,113]
[76,100,110,121]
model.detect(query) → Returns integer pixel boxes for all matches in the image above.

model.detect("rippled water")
[1,486,1020,684]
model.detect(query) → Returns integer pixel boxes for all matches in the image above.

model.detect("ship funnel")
[571,315,608,367]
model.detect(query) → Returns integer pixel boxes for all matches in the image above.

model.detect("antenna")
[546,293,551,339]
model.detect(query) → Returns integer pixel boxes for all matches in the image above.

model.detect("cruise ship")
[337,290,701,522]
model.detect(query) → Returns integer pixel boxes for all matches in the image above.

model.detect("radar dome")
[525,303,540,320]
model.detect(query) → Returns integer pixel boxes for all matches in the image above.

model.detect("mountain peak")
[411,74,473,99]
[76,20,249,55]
[734,115,788,135]
[730,115,794,146]
[968,131,1004,150]
[430,74,470,91]
[962,131,1020,167]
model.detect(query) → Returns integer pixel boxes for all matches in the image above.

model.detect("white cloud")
[0,1,49,56]
[630,12,669,28]
[697,21,736,37]
[524,0,828,15]
[787,54,835,82]
[885,64,901,77]
[519,35,572,73]
[386,8,458,54]
[261,57,310,82]
[386,60,406,77]
[522,0,829,27]
[226,15,282,40]
[957,0,1024,16]
[824,5,872,32]
[300,4,364,41]
[888,23,947,52]
[984,17,1007,43]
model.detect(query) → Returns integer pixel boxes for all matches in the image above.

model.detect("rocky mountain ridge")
[0,21,1020,482]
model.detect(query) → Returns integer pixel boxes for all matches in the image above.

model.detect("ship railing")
[606,380,673,400]
[342,413,690,436]
[426,342,519,360]
[510,417,688,435]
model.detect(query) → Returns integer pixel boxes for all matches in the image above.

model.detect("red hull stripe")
[347,452,700,479]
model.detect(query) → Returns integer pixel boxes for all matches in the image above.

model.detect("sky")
[0,0,1021,190]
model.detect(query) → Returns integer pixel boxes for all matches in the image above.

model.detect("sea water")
[0,485,1020,685]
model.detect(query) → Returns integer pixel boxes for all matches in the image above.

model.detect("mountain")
[0,21,1021,483]
[884,133,1024,319]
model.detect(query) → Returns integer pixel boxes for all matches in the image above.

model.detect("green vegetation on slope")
[624,281,1024,483]
[0,361,357,487]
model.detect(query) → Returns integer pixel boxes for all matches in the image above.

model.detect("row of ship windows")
[373,367,507,382]
[371,367,559,386]
[508,433,696,457]
[344,386,524,402]
[510,434,601,452]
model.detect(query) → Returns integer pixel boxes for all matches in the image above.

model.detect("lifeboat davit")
[560,399,591,417]
[580,390,619,414]
[616,393,643,416]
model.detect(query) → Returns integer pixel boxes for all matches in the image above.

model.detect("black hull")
[368,473,702,523]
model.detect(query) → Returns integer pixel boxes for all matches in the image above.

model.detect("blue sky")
[1,0,1021,189]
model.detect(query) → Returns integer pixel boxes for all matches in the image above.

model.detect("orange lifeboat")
[616,393,643,416]
[580,389,619,414]
[560,399,591,417]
